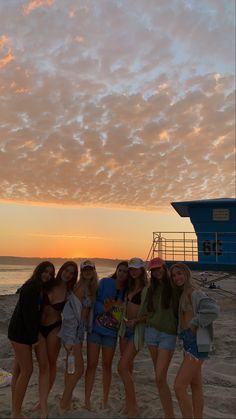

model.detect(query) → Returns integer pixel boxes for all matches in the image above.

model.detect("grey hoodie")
[178,289,220,352]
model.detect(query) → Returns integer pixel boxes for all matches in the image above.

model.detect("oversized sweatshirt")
[8,281,41,345]
[92,277,126,338]
[58,292,94,345]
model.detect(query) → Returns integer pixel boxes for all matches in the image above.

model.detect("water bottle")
[67,353,75,374]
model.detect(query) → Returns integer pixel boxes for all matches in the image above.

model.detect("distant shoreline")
[0,256,122,266]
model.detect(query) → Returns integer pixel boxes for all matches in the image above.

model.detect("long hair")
[147,264,172,311]
[110,261,129,296]
[78,266,98,299]
[110,261,128,279]
[128,267,148,292]
[169,262,196,310]
[54,261,78,291]
[25,261,55,290]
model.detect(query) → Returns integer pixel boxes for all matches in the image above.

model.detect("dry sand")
[0,272,235,419]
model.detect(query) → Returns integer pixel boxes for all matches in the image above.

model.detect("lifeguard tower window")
[213,208,230,221]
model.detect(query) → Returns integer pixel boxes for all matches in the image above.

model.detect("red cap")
[148,257,165,270]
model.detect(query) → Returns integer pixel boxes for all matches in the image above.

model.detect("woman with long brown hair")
[34,261,78,418]
[144,257,181,419]
[118,257,148,419]
[85,260,128,410]
[8,261,55,419]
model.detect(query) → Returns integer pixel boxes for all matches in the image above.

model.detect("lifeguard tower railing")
[147,231,236,267]
[146,231,236,297]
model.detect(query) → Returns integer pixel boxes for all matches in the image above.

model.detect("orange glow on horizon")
[0,198,172,214]
[0,242,138,260]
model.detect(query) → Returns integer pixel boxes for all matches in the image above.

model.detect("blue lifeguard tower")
[148,198,236,273]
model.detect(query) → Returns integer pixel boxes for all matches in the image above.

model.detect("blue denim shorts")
[87,331,117,348]
[145,326,176,350]
[123,325,135,341]
[180,329,209,360]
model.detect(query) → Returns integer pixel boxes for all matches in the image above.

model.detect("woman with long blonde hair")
[170,262,220,419]
[58,260,98,414]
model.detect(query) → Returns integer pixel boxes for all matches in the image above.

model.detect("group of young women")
[8,256,220,419]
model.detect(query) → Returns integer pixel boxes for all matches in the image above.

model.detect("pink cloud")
[23,0,55,16]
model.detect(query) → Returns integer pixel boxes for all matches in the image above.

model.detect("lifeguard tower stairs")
[147,198,236,296]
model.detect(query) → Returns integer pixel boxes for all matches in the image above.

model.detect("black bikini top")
[127,290,142,305]
[43,292,66,312]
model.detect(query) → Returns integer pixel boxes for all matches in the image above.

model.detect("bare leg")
[84,342,100,410]
[119,337,130,414]
[147,344,158,369]
[33,329,61,417]
[118,340,138,419]
[46,330,61,393]
[120,337,133,373]
[60,344,84,412]
[34,334,50,419]
[11,361,20,410]
[155,348,175,419]
[191,367,204,419]
[101,345,116,409]
[174,354,204,419]
[10,341,33,419]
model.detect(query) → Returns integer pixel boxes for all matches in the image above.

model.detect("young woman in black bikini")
[8,261,55,419]
[118,257,148,419]
[33,261,78,419]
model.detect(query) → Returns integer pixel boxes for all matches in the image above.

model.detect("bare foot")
[31,402,40,412]
[40,409,48,419]
[57,403,71,416]
[127,405,139,419]
[100,400,109,410]
[120,404,128,415]
[83,401,92,411]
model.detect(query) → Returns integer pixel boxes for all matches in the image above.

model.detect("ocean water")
[0,264,115,295]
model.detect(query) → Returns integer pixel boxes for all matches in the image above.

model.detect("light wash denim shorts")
[180,328,209,360]
[145,326,176,350]
[87,331,117,348]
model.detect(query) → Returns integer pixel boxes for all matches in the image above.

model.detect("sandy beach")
[0,273,235,419]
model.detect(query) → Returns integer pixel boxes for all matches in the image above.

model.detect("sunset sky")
[0,0,235,260]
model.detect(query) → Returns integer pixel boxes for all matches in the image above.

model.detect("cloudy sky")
[0,0,235,259]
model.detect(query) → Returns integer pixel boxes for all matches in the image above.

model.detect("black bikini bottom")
[39,320,62,338]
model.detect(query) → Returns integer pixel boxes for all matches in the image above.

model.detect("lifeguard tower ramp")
[147,198,236,295]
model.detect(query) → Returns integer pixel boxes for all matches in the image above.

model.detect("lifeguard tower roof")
[171,198,236,217]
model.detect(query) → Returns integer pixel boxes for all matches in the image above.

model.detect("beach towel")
[0,368,12,387]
